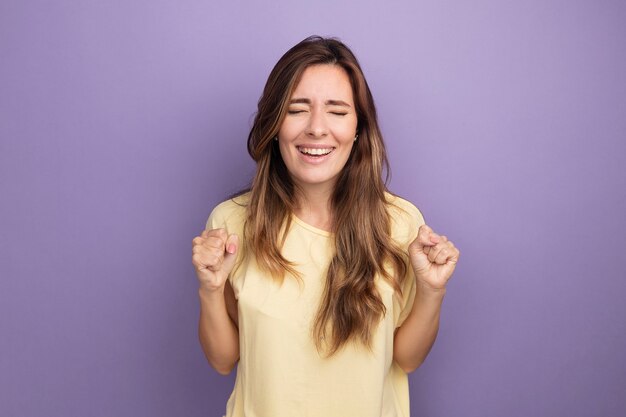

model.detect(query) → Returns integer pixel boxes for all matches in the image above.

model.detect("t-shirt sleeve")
[205,199,241,233]
[395,201,426,329]
[205,205,224,231]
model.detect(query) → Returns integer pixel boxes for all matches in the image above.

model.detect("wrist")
[198,284,225,300]
[416,281,447,299]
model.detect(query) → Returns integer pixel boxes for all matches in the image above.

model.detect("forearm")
[198,287,239,375]
[393,283,446,373]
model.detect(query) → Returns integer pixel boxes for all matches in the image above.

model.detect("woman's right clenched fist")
[191,228,239,292]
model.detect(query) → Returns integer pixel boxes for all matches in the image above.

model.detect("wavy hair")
[245,35,407,355]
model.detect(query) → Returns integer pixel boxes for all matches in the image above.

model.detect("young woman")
[191,36,460,417]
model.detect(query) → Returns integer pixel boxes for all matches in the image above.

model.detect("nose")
[304,107,328,138]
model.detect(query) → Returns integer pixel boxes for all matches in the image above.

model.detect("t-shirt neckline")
[291,214,333,237]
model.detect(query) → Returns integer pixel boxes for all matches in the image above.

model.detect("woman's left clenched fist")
[408,224,460,291]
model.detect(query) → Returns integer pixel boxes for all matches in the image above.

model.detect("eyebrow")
[289,98,352,107]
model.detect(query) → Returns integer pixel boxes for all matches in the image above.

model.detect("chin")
[293,174,338,187]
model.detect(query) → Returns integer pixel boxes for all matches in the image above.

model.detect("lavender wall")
[1,1,625,416]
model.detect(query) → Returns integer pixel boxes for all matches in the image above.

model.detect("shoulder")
[205,192,250,232]
[384,192,426,245]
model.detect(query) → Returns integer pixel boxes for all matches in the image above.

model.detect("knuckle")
[206,236,224,248]
[208,253,222,266]
[203,237,214,246]
[191,254,203,265]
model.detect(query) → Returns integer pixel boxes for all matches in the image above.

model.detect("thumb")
[222,234,239,273]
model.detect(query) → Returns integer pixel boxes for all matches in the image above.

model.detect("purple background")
[1,1,625,416]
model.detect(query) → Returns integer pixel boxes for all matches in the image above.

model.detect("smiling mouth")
[297,146,335,157]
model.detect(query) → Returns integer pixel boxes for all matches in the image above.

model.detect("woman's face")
[277,64,358,194]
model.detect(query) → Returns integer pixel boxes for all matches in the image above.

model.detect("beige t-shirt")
[206,192,425,417]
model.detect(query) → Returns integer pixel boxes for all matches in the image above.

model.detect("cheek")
[335,116,358,141]
[277,124,299,158]
[277,141,292,163]
[334,127,358,145]
[278,118,304,139]
[340,142,355,158]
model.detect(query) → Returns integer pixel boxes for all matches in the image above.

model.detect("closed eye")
[330,112,348,116]
[287,110,306,114]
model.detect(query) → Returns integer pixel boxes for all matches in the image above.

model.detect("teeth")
[299,147,333,156]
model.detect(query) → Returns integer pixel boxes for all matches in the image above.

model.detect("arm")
[393,223,460,373]
[393,283,446,373]
[192,228,240,375]
[198,279,239,375]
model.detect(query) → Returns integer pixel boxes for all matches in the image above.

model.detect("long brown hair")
[245,36,407,355]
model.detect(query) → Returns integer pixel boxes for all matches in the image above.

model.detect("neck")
[293,183,334,232]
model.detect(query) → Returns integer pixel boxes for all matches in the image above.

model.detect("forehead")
[291,64,353,102]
